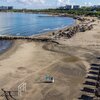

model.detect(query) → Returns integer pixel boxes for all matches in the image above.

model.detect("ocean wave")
[39,25,67,33]
[16,33,20,36]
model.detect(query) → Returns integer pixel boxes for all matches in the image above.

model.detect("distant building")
[89,5,100,10]
[93,5,100,8]
[59,5,100,10]
[8,6,13,10]
[73,5,80,9]
[65,5,72,10]
[0,6,7,10]
[0,6,13,10]
[59,5,72,10]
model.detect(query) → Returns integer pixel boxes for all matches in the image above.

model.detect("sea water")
[0,12,75,53]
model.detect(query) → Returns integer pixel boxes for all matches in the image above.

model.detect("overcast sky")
[0,0,100,9]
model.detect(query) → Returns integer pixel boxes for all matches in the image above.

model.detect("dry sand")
[0,17,100,100]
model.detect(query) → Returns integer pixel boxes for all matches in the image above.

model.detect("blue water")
[0,12,75,36]
[0,12,75,53]
[0,40,12,54]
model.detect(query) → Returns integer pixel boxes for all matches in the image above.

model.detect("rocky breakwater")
[52,19,94,39]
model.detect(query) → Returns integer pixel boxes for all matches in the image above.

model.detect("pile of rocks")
[52,23,93,39]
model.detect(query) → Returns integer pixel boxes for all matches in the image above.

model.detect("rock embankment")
[51,18,94,39]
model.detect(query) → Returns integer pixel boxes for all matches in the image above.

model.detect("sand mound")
[49,60,86,77]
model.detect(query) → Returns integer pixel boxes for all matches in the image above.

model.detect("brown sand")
[0,17,100,100]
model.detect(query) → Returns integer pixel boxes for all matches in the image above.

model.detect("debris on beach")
[44,75,54,83]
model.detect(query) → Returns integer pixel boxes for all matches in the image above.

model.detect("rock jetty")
[52,21,94,39]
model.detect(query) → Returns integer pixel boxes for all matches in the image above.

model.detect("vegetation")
[0,7,100,17]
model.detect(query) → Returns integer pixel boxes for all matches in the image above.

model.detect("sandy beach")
[0,17,100,100]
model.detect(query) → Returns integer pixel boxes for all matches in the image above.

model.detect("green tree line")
[0,7,100,17]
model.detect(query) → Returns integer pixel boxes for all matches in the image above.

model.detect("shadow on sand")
[97,57,100,59]
[88,71,99,75]
[83,81,96,86]
[81,87,95,93]
[90,67,99,71]
[79,94,93,100]
[91,64,100,67]
[79,61,100,100]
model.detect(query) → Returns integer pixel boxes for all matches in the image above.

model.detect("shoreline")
[0,14,77,55]
[0,40,13,54]
[0,40,21,60]
[0,15,92,56]
[0,12,85,40]
[33,16,81,38]
[33,16,93,40]
[0,12,77,38]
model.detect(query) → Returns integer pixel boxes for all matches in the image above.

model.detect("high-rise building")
[65,5,72,10]
[73,5,80,9]
[8,6,13,10]
[0,6,13,10]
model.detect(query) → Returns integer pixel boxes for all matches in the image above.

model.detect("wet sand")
[0,17,100,100]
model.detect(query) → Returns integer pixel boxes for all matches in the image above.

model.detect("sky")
[0,0,100,9]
